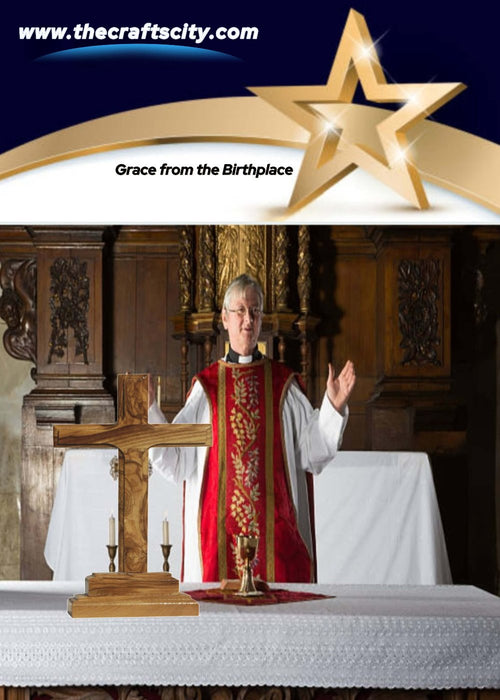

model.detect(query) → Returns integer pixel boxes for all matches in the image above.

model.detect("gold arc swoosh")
[0,96,498,215]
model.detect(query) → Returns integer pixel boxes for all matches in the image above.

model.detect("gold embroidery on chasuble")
[196,359,313,584]
[228,370,262,537]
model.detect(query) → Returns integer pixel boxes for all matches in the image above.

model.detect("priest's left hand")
[326,360,356,413]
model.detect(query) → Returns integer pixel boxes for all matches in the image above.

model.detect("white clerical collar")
[226,346,263,364]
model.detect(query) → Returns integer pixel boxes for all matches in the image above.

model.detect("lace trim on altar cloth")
[1,612,499,689]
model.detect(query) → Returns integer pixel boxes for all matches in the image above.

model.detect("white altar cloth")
[0,582,499,689]
[45,450,451,585]
[315,451,452,584]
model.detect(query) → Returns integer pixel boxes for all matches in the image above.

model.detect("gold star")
[249,9,466,211]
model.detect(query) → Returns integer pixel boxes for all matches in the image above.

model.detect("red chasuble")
[195,358,313,583]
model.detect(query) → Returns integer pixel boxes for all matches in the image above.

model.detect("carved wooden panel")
[398,258,441,366]
[48,257,90,365]
[375,230,451,384]
[31,229,106,387]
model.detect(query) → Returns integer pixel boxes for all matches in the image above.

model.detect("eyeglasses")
[226,306,263,318]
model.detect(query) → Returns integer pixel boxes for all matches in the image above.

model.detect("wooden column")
[21,227,114,579]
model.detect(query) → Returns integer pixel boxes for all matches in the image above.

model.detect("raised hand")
[326,360,356,413]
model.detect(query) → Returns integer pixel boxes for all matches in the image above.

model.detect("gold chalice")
[236,534,264,597]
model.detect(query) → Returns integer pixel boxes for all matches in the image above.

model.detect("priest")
[150,274,356,583]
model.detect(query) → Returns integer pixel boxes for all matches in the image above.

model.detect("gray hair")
[222,274,264,311]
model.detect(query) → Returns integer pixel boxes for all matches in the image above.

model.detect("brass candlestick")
[236,534,264,597]
[161,544,172,572]
[107,544,118,573]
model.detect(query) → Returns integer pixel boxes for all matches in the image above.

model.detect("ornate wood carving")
[297,226,313,388]
[48,257,90,364]
[198,226,216,312]
[0,258,36,363]
[32,690,113,699]
[297,226,311,315]
[158,688,203,700]
[273,225,289,312]
[179,227,194,313]
[25,686,484,700]
[245,226,266,291]
[216,226,267,309]
[398,258,441,366]
[216,225,240,308]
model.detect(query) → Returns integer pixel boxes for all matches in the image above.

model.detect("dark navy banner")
[0,0,498,154]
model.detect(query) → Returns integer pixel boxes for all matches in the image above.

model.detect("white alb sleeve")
[283,380,348,474]
[149,380,210,483]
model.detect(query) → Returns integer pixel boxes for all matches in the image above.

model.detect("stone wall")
[0,335,34,579]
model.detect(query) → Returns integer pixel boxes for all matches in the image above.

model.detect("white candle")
[109,513,116,546]
[162,514,170,545]
[157,376,161,406]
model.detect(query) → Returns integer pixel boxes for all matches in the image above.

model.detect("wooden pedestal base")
[68,572,199,618]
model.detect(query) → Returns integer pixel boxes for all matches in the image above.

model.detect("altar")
[45,450,452,585]
[0,581,499,695]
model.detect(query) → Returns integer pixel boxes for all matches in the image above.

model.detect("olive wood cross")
[53,374,212,573]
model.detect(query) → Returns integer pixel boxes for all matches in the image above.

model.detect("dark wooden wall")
[105,228,184,418]
[0,225,499,591]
